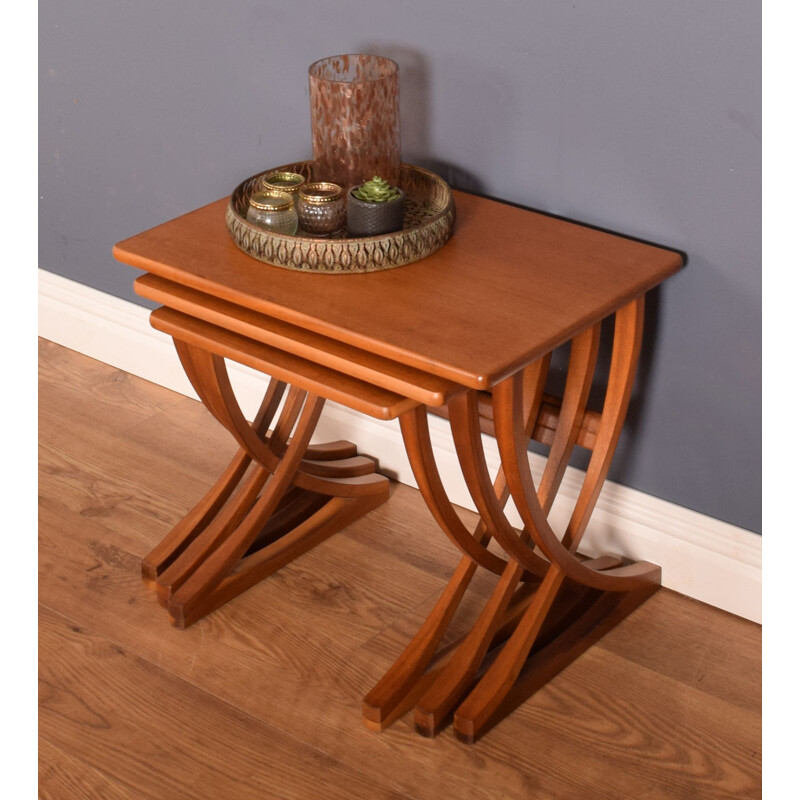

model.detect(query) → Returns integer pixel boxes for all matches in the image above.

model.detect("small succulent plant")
[351,175,401,203]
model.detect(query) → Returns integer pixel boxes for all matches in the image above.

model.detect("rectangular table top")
[113,190,682,390]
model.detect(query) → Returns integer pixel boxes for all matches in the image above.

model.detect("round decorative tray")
[225,161,455,274]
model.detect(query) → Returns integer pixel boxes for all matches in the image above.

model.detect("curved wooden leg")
[362,551,484,732]
[141,372,288,584]
[413,554,528,736]
[362,358,548,732]
[411,332,598,735]
[449,298,660,742]
[398,404,508,576]
[493,298,659,591]
[365,300,661,743]
[362,357,552,731]
[143,338,391,628]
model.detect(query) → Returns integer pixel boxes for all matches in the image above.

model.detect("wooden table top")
[113,190,682,390]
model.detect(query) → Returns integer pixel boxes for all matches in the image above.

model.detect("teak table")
[113,189,682,743]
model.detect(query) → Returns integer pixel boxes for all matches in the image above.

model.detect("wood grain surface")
[135,273,461,407]
[38,340,760,799]
[113,191,683,389]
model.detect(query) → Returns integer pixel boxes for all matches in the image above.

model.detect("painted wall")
[39,1,761,533]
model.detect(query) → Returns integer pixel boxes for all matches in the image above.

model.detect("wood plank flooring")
[38,339,762,799]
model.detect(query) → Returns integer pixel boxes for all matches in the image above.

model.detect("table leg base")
[364,558,659,743]
[141,437,390,628]
[453,579,659,743]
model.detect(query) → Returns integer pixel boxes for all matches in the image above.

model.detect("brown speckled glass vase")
[308,54,401,191]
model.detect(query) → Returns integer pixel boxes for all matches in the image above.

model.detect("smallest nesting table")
[113,188,682,743]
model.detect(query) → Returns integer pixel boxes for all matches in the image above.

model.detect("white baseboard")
[38,268,762,623]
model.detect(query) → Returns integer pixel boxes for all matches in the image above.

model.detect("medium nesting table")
[113,189,682,743]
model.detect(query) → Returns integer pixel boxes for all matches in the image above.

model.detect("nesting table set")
[113,186,681,743]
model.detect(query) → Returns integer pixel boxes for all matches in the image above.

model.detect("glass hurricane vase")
[308,54,401,191]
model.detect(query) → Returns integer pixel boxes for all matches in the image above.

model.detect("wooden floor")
[38,339,761,800]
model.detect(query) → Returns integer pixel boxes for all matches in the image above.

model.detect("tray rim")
[225,160,455,274]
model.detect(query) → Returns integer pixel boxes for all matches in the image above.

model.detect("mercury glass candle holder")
[308,54,401,191]
[297,182,346,236]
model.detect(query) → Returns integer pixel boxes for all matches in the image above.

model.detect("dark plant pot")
[346,188,406,237]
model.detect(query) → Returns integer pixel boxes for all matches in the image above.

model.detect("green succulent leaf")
[352,176,401,203]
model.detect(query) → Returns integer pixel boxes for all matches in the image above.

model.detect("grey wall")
[39,1,761,533]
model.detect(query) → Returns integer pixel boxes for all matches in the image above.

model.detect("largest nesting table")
[113,189,682,743]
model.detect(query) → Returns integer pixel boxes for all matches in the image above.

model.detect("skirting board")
[38,268,762,623]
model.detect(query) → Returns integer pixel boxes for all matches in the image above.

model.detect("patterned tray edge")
[226,161,455,274]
